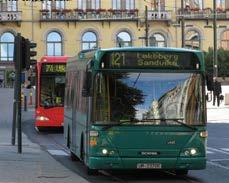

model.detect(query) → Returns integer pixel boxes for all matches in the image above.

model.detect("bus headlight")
[36,116,49,121]
[181,148,198,156]
[100,149,116,156]
[102,149,108,155]
[190,148,197,155]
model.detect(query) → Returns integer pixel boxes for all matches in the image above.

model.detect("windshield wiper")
[43,104,55,109]
[101,118,197,131]
[159,118,197,131]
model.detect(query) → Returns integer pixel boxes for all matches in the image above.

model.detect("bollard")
[29,91,33,105]
[24,96,27,111]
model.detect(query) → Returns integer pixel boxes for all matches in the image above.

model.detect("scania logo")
[140,151,159,156]
[167,140,176,145]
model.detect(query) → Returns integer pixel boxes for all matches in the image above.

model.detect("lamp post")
[181,0,185,47]
[213,0,218,78]
[145,5,149,46]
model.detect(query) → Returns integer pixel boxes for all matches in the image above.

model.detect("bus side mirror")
[82,72,92,97]
[206,74,213,91]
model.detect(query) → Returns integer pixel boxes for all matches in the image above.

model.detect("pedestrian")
[213,77,222,107]
[0,78,3,88]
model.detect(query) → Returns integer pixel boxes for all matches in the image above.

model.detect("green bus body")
[64,47,207,174]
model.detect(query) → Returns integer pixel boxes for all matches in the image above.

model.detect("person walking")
[213,77,222,107]
[0,78,3,88]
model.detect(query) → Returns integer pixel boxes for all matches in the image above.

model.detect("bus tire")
[35,126,42,132]
[67,126,70,148]
[175,170,188,176]
[80,134,84,161]
[87,167,98,176]
[70,151,80,161]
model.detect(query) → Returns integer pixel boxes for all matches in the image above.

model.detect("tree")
[204,47,229,78]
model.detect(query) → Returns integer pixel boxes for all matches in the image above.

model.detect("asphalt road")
[2,88,229,182]
[22,112,229,183]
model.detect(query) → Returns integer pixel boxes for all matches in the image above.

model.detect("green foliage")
[204,48,229,77]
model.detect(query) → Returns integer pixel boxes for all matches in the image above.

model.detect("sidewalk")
[0,89,89,183]
[0,118,89,183]
[207,85,229,123]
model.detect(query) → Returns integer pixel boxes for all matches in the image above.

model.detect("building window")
[184,0,203,10]
[112,0,135,10]
[150,0,165,11]
[185,30,201,49]
[116,31,132,47]
[0,32,15,61]
[0,0,17,11]
[221,30,229,50]
[216,0,229,9]
[82,31,98,50]
[78,0,101,10]
[149,33,166,47]
[42,0,65,10]
[46,32,63,56]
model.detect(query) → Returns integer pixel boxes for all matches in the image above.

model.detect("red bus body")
[35,56,68,128]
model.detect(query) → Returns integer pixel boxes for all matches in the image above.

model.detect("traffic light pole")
[12,34,37,153]
[11,80,17,146]
[11,35,20,146]
[11,34,22,153]
[16,35,22,153]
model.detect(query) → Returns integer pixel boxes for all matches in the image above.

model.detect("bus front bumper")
[35,120,63,127]
[88,157,206,170]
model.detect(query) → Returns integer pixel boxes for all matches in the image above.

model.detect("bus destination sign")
[41,64,66,74]
[102,51,199,70]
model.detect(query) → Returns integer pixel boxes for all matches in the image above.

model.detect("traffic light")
[13,34,37,71]
[23,39,37,70]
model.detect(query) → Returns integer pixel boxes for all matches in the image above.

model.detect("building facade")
[0,0,229,87]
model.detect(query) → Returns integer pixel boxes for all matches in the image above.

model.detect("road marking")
[211,158,229,162]
[207,120,229,123]
[221,148,229,152]
[207,150,214,154]
[47,149,69,156]
[207,161,229,170]
[207,147,229,155]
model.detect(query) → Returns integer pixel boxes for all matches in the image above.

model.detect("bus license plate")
[137,163,162,169]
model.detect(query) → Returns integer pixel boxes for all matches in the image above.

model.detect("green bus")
[64,47,208,175]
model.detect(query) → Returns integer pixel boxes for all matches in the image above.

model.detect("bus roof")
[68,47,204,72]
[98,47,202,53]
[39,56,68,64]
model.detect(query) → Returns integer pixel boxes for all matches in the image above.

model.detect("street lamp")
[213,0,218,78]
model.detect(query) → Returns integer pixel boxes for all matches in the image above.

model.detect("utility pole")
[145,5,149,47]
[213,0,218,78]
[181,0,185,47]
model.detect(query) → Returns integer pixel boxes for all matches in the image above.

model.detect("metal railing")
[40,9,139,21]
[177,8,229,20]
[147,10,172,20]
[0,11,22,22]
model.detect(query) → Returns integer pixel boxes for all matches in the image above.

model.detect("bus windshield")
[40,74,65,108]
[93,72,205,125]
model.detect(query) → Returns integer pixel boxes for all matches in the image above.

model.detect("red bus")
[35,56,68,130]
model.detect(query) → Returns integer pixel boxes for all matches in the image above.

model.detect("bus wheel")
[35,127,42,132]
[70,151,80,161]
[87,167,98,176]
[67,127,70,148]
[175,170,188,176]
